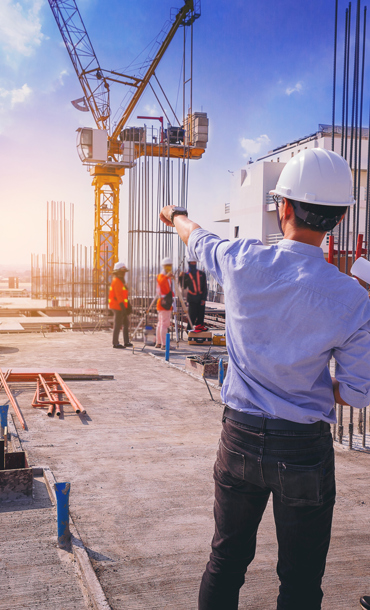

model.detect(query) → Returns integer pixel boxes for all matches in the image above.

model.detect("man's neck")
[283,225,325,248]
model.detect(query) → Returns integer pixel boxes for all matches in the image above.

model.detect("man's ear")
[282,198,294,219]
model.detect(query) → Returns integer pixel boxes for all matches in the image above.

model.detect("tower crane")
[48,0,207,276]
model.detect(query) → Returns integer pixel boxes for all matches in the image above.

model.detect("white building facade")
[214,125,369,255]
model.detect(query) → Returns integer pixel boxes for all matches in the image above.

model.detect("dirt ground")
[0,330,369,609]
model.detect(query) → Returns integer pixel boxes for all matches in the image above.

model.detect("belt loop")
[261,416,266,433]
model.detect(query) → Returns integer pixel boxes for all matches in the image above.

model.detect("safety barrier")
[332,404,368,450]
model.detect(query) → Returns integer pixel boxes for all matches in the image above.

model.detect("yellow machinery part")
[91,168,123,276]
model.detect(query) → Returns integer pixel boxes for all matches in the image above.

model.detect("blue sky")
[0,0,361,264]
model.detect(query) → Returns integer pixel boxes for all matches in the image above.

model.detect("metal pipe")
[356,6,367,240]
[341,8,349,157]
[54,372,86,415]
[328,235,335,264]
[332,0,338,151]
[218,358,224,386]
[54,482,71,548]
[0,368,26,429]
[165,331,170,361]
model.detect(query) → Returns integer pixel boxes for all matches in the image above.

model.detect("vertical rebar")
[332,0,338,151]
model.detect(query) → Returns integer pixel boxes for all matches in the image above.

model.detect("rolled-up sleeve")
[187,228,230,286]
[333,318,370,409]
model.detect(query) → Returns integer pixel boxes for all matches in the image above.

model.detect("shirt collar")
[277,239,325,259]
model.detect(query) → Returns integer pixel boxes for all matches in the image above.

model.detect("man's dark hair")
[287,199,348,233]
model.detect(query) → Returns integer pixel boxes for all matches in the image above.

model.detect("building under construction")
[1,1,370,608]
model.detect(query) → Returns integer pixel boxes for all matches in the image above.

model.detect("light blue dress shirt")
[188,229,370,423]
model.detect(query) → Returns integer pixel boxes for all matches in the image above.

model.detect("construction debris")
[185,354,228,378]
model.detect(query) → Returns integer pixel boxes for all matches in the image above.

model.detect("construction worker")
[179,258,208,329]
[155,256,173,349]
[109,262,133,349]
[159,149,370,610]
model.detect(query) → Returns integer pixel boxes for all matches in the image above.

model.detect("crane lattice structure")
[48,0,206,278]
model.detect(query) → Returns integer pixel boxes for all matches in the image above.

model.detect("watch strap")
[170,207,188,225]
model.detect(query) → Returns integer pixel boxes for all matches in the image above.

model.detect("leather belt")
[223,405,330,433]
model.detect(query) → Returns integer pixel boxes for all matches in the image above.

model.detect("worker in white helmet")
[159,149,370,610]
[109,262,133,349]
[155,256,174,349]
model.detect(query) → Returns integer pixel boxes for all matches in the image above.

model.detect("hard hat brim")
[269,188,354,206]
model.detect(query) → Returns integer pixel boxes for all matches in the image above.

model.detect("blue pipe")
[218,358,224,386]
[54,482,71,548]
[165,332,170,361]
[0,404,8,430]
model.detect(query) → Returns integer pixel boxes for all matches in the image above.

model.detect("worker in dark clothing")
[179,260,207,329]
[108,262,133,349]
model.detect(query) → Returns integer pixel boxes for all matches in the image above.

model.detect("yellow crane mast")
[48,0,207,276]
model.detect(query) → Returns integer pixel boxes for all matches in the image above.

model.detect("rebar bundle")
[331,0,370,448]
[31,201,109,327]
[127,126,189,317]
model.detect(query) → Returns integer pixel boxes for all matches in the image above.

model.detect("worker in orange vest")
[155,256,173,349]
[109,262,133,349]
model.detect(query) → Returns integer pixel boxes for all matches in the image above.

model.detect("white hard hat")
[351,257,370,283]
[270,149,355,207]
[161,257,172,266]
[113,262,128,272]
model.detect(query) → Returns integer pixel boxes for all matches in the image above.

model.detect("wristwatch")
[170,206,188,226]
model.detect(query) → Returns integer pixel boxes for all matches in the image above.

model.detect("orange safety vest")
[156,274,173,311]
[108,277,129,311]
[187,270,201,296]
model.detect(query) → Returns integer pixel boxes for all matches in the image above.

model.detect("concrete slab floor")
[0,332,369,609]
[0,476,87,610]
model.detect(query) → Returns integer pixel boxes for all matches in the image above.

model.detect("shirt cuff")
[338,382,369,409]
[187,228,212,261]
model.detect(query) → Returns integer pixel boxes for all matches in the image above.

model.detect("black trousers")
[188,301,205,329]
[112,309,129,346]
[199,416,335,610]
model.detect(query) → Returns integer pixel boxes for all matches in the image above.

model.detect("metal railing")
[333,404,368,450]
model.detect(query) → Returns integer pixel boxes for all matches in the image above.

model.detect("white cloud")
[285,82,303,96]
[0,0,44,58]
[143,104,158,117]
[0,84,32,109]
[240,134,270,158]
[58,69,68,86]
